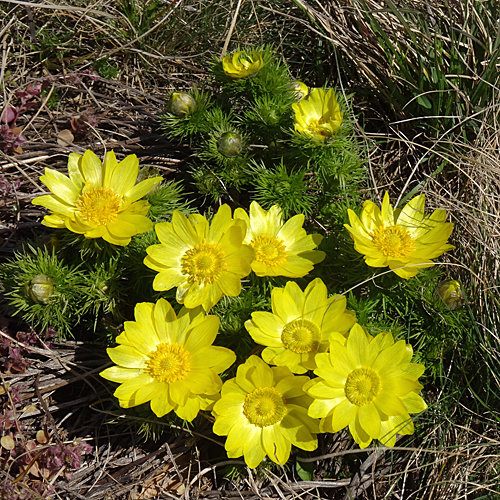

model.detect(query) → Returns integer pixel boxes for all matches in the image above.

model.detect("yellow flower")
[291,81,309,100]
[234,201,325,277]
[245,278,356,373]
[305,324,427,448]
[32,150,161,246]
[345,192,455,279]
[100,298,236,421]
[213,355,319,468]
[292,87,343,141]
[144,205,254,311]
[222,50,263,79]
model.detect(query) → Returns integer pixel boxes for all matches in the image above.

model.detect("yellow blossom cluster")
[31,56,455,469]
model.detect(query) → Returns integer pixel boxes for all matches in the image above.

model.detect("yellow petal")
[331,397,357,432]
[373,390,408,415]
[380,192,394,225]
[67,152,83,189]
[107,345,147,368]
[349,413,373,448]
[185,316,219,353]
[172,210,199,247]
[101,150,118,187]
[107,153,139,195]
[40,168,80,205]
[236,355,273,391]
[397,194,425,228]
[81,150,103,187]
[358,402,381,438]
[150,391,175,417]
[147,239,185,267]
[191,346,236,374]
[262,424,291,465]
[123,320,158,354]
[100,365,140,383]
[152,268,184,291]
[153,298,178,343]
[42,214,66,228]
[114,373,154,401]
[174,395,201,421]
[401,391,428,414]
[125,176,162,203]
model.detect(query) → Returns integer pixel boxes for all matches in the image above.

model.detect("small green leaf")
[416,94,432,109]
[296,460,314,481]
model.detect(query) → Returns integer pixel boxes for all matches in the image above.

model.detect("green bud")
[435,280,464,310]
[217,132,243,158]
[169,92,196,116]
[26,274,55,304]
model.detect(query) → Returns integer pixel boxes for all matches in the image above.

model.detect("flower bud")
[169,92,196,116]
[435,280,463,310]
[27,274,55,304]
[291,81,309,100]
[217,132,243,158]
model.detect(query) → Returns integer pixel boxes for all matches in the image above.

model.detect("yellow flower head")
[213,355,319,468]
[345,192,455,279]
[245,278,356,373]
[234,201,325,277]
[32,150,161,246]
[292,87,343,141]
[305,324,427,448]
[100,298,236,421]
[144,205,254,311]
[222,50,263,79]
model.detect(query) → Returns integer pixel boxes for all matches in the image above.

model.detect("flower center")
[243,387,287,427]
[309,119,333,140]
[371,224,415,259]
[251,233,287,267]
[237,53,254,69]
[344,366,382,406]
[146,343,191,383]
[75,187,121,226]
[281,319,321,354]
[181,241,227,284]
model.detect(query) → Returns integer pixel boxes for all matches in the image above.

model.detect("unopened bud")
[217,132,243,158]
[27,274,54,304]
[435,280,463,310]
[169,92,196,116]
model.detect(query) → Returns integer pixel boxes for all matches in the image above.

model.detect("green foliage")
[212,286,271,361]
[93,57,119,79]
[346,267,475,383]
[295,459,314,481]
[40,87,60,110]
[0,247,84,337]
[115,0,168,50]
[118,229,162,305]
[288,96,365,196]
[145,180,192,222]
[161,45,366,213]
[161,87,214,142]
[81,258,124,329]
[252,160,314,218]
[34,26,75,65]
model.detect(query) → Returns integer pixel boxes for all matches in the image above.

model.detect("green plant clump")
[161,45,366,218]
